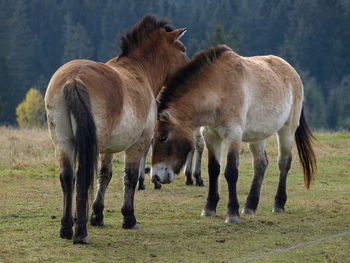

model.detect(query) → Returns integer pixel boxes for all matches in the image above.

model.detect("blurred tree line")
[0,0,349,129]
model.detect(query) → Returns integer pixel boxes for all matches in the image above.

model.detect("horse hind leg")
[90,153,113,226]
[58,150,75,239]
[273,129,293,213]
[49,115,75,239]
[242,140,268,215]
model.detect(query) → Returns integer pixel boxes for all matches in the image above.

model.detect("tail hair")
[63,80,98,202]
[295,108,317,189]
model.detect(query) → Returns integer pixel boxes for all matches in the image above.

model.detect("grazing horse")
[137,128,204,190]
[151,45,317,224]
[45,15,189,244]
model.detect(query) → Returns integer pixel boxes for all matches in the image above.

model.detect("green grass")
[0,127,349,262]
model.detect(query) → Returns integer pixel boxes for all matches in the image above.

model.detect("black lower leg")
[138,176,145,190]
[225,152,240,219]
[137,154,147,190]
[194,151,204,186]
[204,152,220,213]
[185,150,194,185]
[274,156,291,211]
[245,153,268,212]
[59,159,74,239]
[90,166,112,226]
[121,163,139,229]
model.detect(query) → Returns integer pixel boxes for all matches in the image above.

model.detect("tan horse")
[45,15,189,244]
[151,45,317,224]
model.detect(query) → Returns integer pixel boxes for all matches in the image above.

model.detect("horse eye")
[159,135,168,142]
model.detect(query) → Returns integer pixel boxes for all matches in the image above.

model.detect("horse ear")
[158,112,170,122]
[167,28,187,43]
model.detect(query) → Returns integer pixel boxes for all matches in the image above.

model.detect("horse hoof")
[201,209,216,217]
[73,236,90,244]
[272,207,285,213]
[242,207,255,215]
[60,227,73,240]
[195,180,204,187]
[90,214,104,226]
[138,184,145,191]
[123,222,139,230]
[186,178,194,185]
[225,216,240,224]
[154,183,162,189]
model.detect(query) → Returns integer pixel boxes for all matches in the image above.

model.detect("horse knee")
[98,166,112,183]
[60,159,73,189]
[278,155,292,173]
[256,152,268,172]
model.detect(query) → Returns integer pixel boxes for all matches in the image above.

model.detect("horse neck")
[115,54,167,96]
[171,87,219,129]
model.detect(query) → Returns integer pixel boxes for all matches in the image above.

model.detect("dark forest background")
[0,0,349,129]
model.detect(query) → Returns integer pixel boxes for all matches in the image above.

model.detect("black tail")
[295,108,317,189]
[63,80,98,199]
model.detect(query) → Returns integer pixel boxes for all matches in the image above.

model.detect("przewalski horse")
[151,45,317,224]
[45,15,189,244]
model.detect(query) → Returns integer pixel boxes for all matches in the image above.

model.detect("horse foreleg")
[90,153,113,226]
[59,153,74,239]
[184,150,195,185]
[224,140,241,224]
[194,131,204,186]
[201,128,221,217]
[243,141,268,214]
[137,151,148,190]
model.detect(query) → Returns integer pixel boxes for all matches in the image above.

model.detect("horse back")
[46,59,124,146]
[216,53,303,141]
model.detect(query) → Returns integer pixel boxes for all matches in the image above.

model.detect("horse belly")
[242,99,292,142]
[101,110,144,153]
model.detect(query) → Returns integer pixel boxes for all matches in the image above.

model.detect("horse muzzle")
[151,163,175,184]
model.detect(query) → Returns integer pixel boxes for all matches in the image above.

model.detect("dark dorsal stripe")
[119,15,174,57]
[157,45,231,112]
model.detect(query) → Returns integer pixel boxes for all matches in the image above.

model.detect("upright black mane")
[157,45,231,112]
[119,15,174,57]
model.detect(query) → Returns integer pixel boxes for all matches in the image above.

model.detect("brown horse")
[45,15,189,244]
[151,45,317,224]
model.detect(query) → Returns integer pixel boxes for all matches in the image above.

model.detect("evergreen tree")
[202,25,241,52]
[61,15,93,63]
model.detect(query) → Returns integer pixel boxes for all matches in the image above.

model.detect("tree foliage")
[0,0,349,130]
[16,88,46,128]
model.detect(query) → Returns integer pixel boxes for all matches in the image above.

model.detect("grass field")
[0,127,349,263]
